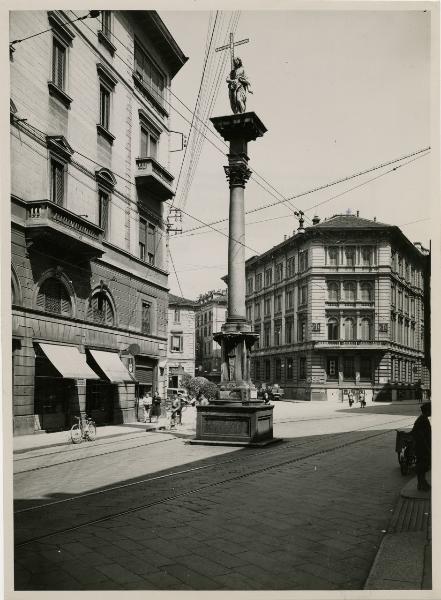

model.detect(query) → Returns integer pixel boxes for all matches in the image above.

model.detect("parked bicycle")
[70,414,97,444]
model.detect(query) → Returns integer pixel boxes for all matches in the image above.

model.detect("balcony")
[135,157,175,201]
[25,200,104,259]
[314,339,389,350]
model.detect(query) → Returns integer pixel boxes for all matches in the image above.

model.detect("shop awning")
[89,350,134,383]
[38,343,99,379]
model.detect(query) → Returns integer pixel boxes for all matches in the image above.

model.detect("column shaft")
[228,184,246,320]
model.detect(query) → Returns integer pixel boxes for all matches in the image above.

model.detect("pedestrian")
[263,390,270,405]
[141,389,152,423]
[170,394,182,427]
[359,390,366,408]
[348,391,354,407]
[411,402,431,491]
[150,391,162,423]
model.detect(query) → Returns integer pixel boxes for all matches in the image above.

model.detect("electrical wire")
[168,247,184,297]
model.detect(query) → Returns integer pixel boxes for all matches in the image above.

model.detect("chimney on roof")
[356,210,359,217]
[312,215,320,225]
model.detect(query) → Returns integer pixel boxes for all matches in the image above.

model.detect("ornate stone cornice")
[224,163,252,187]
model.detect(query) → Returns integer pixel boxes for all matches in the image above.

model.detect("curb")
[364,474,431,590]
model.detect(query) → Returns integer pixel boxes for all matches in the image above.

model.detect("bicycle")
[70,414,97,444]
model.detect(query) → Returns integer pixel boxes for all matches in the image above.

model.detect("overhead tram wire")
[168,247,184,298]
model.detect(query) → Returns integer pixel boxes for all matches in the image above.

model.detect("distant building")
[245,214,430,402]
[195,290,228,381]
[166,294,197,393]
[10,10,187,434]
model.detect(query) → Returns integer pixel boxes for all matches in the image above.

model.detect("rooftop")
[169,293,197,307]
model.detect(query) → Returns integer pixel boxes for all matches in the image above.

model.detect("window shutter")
[139,219,146,246]
[147,224,155,253]
[140,128,148,157]
[99,192,109,238]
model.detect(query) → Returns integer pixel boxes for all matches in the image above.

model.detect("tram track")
[14,415,410,549]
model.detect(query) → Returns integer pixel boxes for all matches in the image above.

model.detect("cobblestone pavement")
[13,401,420,591]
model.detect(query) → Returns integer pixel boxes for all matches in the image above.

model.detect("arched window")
[87,291,115,326]
[344,282,355,302]
[37,277,72,316]
[360,283,372,302]
[344,317,355,340]
[328,318,339,340]
[328,282,339,302]
[360,318,372,340]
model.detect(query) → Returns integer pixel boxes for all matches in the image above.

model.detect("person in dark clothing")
[411,402,431,491]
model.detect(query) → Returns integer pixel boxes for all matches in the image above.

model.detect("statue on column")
[227,57,253,114]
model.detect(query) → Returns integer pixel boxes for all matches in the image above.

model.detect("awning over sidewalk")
[89,350,134,383]
[38,343,99,379]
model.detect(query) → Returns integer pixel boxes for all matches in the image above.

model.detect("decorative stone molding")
[224,162,252,187]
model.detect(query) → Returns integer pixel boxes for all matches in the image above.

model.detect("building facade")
[166,294,196,393]
[10,10,187,434]
[195,290,227,382]
[245,214,430,402]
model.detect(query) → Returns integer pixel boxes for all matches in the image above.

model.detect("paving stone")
[95,563,144,584]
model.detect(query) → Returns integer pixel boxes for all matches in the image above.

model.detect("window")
[398,256,403,277]
[345,247,355,267]
[299,250,308,272]
[286,289,293,309]
[37,277,72,316]
[405,261,409,281]
[404,320,409,346]
[204,313,207,323]
[254,360,260,380]
[50,158,65,205]
[101,11,111,38]
[139,218,156,265]
[398,290,403,311]
[285,318,293,344]
[99,85,111,131]
[247,277,254,294]
[327,357,338,379]
[174,308,180,323]
[275,358,282,380]
[204,326,207,337]
[410,323,415,348]
[254,302,261,320]
[328,318,339,340]
[343,357,355,379]
[361,247,372,266]
[264,297,272,317]
[404,294,409,313]
[328,282,339,302]
[299,357,306,379]
[98,190,110,239]
[360,283,372,302]
[170,335,182,352]
[344,318,355,340]
[360,357,372,380]
[265,360,271,380]
[298,319,306,342]
[397,316,403,344]
[328,247,338,267]
[141,301,151,334]
[140,125,158,160]
[391,313,396,341]
[264,323,271,347]
[254,324,260,349]
[286,257,295,277]
[274,321,282,346]
[246,305,252,321]
[299,285,308,305]
[275,294,282,313]
[286,357,293,380]
[344,281,355,302]
[360,318,372,340]
[264,268,273,287]
[134,42,165,106]
[87,291,114,326]
[410,298,415,316]
[256,273,263,291]
[52,38,67,93]
[391,284,396,306]
[275,263,283,283]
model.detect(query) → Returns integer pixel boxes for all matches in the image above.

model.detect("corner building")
[246,214,430,402]
[166,294,197,394]
[10,10,187,434]
[195,290,228,382]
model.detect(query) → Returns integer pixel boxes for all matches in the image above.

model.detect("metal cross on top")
[215,32,250,71]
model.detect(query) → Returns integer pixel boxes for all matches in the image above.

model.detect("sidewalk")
[364,472,431,590]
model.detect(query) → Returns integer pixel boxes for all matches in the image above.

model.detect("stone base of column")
[192,403,281,447]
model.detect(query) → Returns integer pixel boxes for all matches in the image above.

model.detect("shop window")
[36,277,72,316]
[87,291,114,326]
[343,357,355,379]
[360,357,372,380]
[327,356,338,379]
[328,318,339,341]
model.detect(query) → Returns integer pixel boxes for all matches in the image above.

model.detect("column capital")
[224,163,252,187]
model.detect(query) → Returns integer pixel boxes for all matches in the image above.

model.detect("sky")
[160,8,431,299]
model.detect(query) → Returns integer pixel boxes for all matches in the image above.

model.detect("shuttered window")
[87,292,114,326]
[51,159,65,205]
[52,39,66,89]
[101,11,111,38]
[147,223,156,265]
[134,41,165,106]
[100,85,110,130]
[37,278,71,316]
[98,191,110,239]
[140,126,159,159]
[141,301,151,334]
[139,218,157,265]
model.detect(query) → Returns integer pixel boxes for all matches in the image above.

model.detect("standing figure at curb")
[411,402,431,491]
[227,57,252,114]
